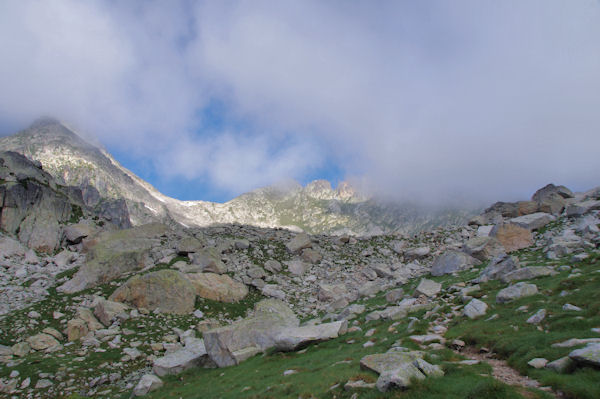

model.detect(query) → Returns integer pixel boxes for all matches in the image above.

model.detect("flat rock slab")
[133,374,163,396]
[153,341,213,376]
[500,266,557,283]
[414,279,441,297]
[509,212,556,231]
[552,338,600,348]
[496,282,538,303]
[569,343,600,367]
[274,320,347,351]
[491,224,533,252]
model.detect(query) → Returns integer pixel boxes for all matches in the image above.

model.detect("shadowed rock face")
[0,151,81,252]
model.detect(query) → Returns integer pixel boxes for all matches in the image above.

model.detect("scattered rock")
[133,374,163,396]
[414,279,441,297]
[463,298,488,319]
[496,282,538,303]
[187,272,248,303]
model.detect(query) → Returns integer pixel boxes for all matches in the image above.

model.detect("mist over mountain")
[0,118,474,235]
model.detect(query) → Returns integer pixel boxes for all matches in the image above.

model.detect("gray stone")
[286,233,312,253]
[463,298,488,319]
[189,247,226,274]
[500,266,557,283]
[509,212,556,231]
[414,279,441,297]
[385,288,404,303]
[475,254,519,283]
[133,374,163,396]
[153,340,214,376]
[569,343,600,367]
[496,282,538,303]
[317,283,349,302]
[545,356,574,373]
[261,284,286,300]
[463,236,505,261]
[274,320,347,351]
[94,298,130,327]
[430,250,479,276]
[566,200,600,217]
[526,309,546,324]
[264,260,282,273]
[404,247,430,260]
[528,358,548,369]
[286,260,309,276]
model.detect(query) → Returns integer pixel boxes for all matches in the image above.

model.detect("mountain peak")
[29,116,62,129]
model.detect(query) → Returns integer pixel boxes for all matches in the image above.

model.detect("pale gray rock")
[569,343,600,367]
[566,200,600,217]
[153,339,214,376]
[475,254,519,283]
[526,309,546,324]
[286,260,309,276]
[404,246,430,260]
[500,266,557,283]
[190,247,226,274]
[414,278,441,297]
[274,320,347,351]
[317,283,349,302]
[94,298,130,327]
[385,288,404,303]
[430,250,479,276]
[463,236,505,261]
[528,358,548,369]
[496,282,538,303]
[261,284,286,300]
[63,223,95,244]
[463,299,488,319]
[359,280,386,297]
[27,333,60,351]
[509,212,556,231]
[133,374,163,396]
[264,260,282,273]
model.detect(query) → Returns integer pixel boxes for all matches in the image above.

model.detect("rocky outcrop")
[274,320,347,351]
[58,223,169,293]
[109,269,196,314]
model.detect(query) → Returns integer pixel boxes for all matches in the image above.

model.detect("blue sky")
[0,1,599,204]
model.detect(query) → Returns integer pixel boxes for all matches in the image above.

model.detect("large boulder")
[274,320,347,351]
[463,236,505,261]
[63,222,96,244]
[496,282,538,303]
[430,250,479,276]
[177,237,205,255]
[509,212,556,231]
[58,223,169,293]
[186,273,248,303]
[490,223,533,252]
[27,333,60,351]
[566,200,600,217]
[532,184,573,202]
[203,299,300,367]
[153,338,215,376]
[109,270,196,314]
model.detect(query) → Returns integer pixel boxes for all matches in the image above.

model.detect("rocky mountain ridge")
[0,118,472,235]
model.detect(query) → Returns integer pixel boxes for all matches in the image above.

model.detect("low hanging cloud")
[0,0,599,203]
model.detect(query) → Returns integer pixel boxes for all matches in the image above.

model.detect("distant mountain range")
[0,118,474,235]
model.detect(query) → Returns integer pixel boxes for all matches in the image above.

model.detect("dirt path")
[458,347,558,398]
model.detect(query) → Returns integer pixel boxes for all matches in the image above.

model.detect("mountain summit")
[0,118,472,235]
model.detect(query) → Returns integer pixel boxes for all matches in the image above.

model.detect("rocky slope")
[0,181,598,398]
[0,118,472,235]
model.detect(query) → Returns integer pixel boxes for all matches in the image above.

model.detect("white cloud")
[0,0,599,203]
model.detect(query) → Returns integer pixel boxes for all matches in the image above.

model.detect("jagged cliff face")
[0,118,473,235]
